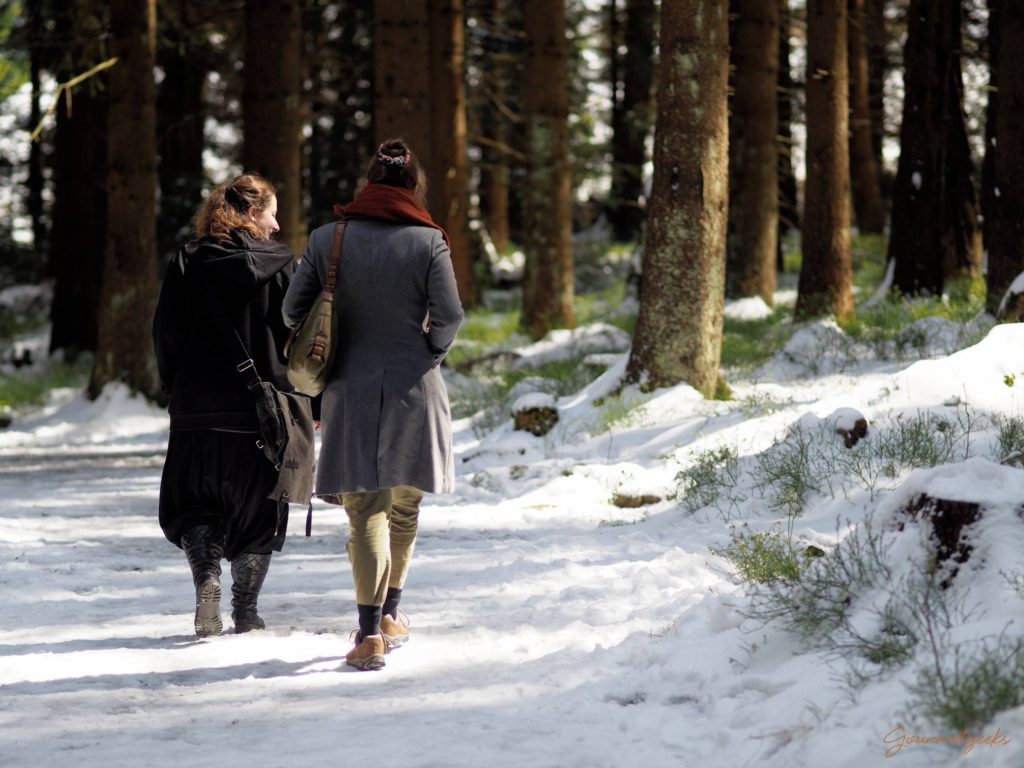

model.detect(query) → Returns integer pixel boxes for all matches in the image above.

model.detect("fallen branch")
[29,57,118,143]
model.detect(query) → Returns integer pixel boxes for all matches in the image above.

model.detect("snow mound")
[0,383,168,453]
[724,296,774,321]
[512,323,631,369]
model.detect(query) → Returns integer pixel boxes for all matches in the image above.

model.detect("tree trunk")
[982,0,999,310]
[727,0,779,303]
[429,0,476,306]
[477,0,514,253]
[48,0,106,358]
[797,0,854,321]
[157,0,206,263]
[374,0,431,156]
[777,0,799,249]
[27,5,46,257]
[866,0,887,177]
[626,0,729,397]
[88,0,161,399]
[848,0,885,233]
[887,0,981,296]
[521,0,574,340]
[609,0,656,243]
[243,0,304,256]
[987,0,1024,318]
[374,0,474,304]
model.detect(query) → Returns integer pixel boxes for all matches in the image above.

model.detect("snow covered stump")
[899,494,981,578]
[511,392,559,437]
[832,407,869,448]
[791,407,869,448]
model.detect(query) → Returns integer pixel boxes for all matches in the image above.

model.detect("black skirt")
[159,429,288,560]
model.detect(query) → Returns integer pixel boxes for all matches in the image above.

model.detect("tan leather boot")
[346,634,386,670]
[380,613,409,648]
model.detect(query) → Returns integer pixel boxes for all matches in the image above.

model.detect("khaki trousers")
[341,486,424,607]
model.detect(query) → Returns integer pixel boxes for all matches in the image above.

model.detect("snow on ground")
[3,319,1024,768]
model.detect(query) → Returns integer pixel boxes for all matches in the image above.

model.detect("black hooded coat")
[153,230,296,558]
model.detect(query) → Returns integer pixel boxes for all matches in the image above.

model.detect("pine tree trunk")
[88,0,160,399]
[27,4,46,256]
[866,0,887,176]
[727,0,779,303]
[374,0,431,157]
[157,0,206,263]
[797,0,854,321]
[982,0,999,310]
[887,0,981,295]
[777,0,799,246]
[848,0,885,233]
[626,0,729,397]
[477,0,513,253]
[243,0,304,256]
[987,0,1024,318]
[609,0,656,243]
[48,0,106,358]
[429,0,476,306]
[520,0,574,340]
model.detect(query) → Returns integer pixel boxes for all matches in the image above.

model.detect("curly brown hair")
[355,138,428,206]
[193,173,276,241]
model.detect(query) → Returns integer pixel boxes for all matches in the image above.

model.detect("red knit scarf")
[337,183,450,245]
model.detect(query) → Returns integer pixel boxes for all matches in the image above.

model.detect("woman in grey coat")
[283,138,464,670]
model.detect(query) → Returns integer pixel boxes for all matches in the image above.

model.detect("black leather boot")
[181,524,225,637]
[231,552,272,633]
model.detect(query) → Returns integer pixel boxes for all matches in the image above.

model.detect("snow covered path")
[0,437,733,768]
[7,315,1024,768]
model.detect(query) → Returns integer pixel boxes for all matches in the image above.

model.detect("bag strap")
[323,219,347,296]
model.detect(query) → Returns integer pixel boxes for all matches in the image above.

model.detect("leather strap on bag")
[284,219,346,360]
[324,219,346,295]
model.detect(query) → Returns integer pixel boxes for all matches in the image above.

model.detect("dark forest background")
[0,0,1022,403]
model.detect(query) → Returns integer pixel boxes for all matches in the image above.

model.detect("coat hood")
[184,229,294,291]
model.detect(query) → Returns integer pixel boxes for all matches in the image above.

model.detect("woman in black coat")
[153,173,297,637]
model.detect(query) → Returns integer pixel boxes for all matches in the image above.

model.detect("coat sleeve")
[282,234,325,328]
[423,230,465,365]
[152,250,189,396]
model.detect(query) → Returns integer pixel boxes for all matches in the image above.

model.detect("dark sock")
[382,587,403,620]
[357,604,382,639]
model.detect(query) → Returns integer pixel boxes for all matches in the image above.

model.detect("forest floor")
[3,259,1024,767]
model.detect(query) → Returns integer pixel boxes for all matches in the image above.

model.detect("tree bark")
[777,0,799,247]
[429,0,475,305]
[626,0,729,397]
[865,0,887,176]
[374,0,431,155]
[157,0,206,263]
[848,0,886,233]
[727,0,779,303]
[982,0,999,310]
[88,0,161,399]
[987,0,1024,318]
[48,0,106,358]
[243,0,304,255]
[887,0,981,296]
[374,0,475,304]
[521,0,574,340]
[609,0,656,243]
[477,0,516,253]
[27,4,46,257]
[797,0,854,321]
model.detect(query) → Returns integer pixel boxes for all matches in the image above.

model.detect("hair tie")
[225,186,248,211]
[377,147,410,167]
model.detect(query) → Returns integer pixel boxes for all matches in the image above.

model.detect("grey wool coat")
[282,218,464,499]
